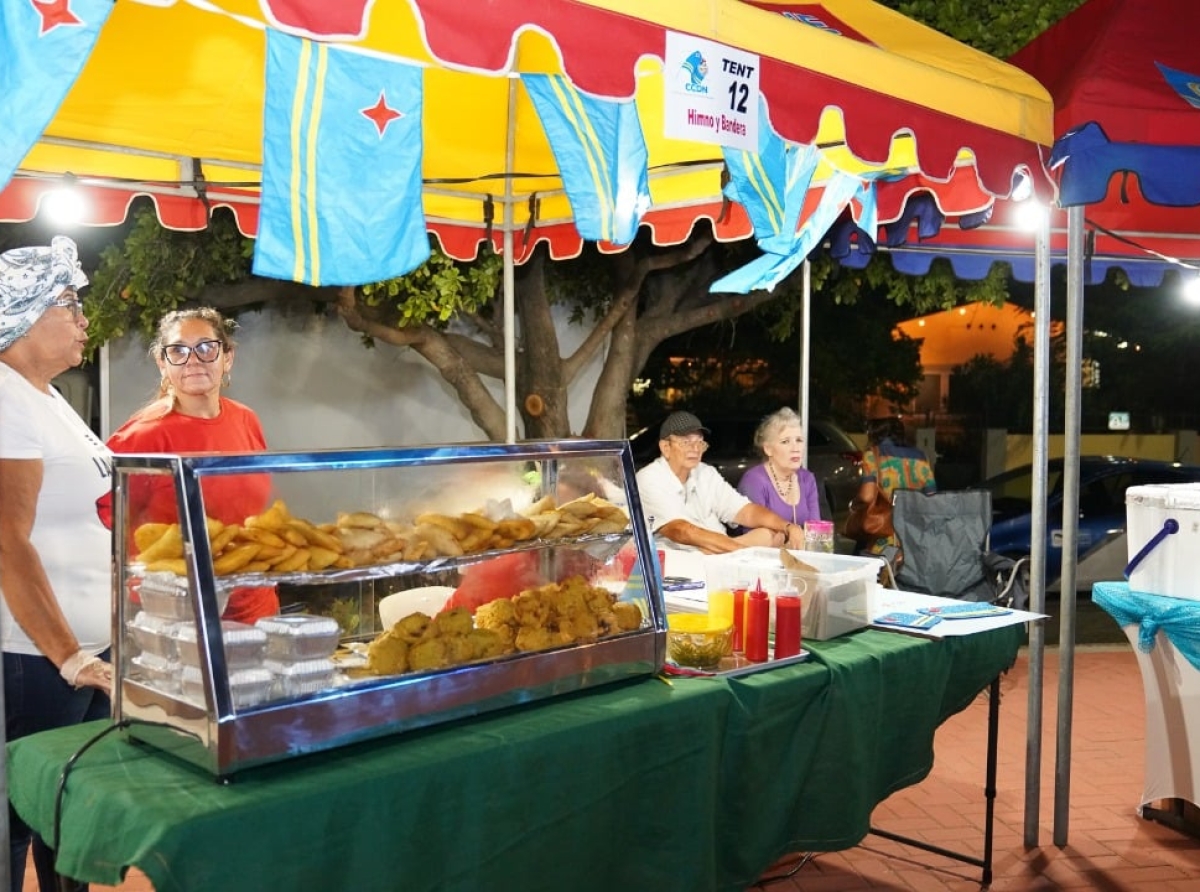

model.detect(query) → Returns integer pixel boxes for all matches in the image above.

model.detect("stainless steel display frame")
[111,439,666,778]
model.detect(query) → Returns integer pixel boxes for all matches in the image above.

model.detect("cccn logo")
[681,49,709,94]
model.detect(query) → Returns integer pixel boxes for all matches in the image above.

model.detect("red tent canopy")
[863,0,1200,285]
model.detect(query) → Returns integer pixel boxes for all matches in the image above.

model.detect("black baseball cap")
[659,411,711,440]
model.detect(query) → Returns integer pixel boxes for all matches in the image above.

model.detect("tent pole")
[502,224,516,444]
[799,259,811,443]
[99,342,112,438]
[503,78,518,444]
[1023,208,1052,847]
[1054,204,1086,846]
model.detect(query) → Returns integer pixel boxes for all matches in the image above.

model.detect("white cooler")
[1125,483,1200,601]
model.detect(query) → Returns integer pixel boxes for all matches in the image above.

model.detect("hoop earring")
[221,372,231,388]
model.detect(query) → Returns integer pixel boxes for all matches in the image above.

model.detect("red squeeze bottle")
[731,588,746,652]
[774,589,802,659]
[744,582,770,663]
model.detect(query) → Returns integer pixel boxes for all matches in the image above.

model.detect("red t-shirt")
[107,398,277,623]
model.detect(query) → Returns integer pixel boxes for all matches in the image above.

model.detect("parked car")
[983,456,1200,592]
[629,415,863,523]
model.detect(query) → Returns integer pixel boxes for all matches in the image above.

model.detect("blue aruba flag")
[721,103,819,258]
[0,0,113,188]
[712,99,875,293]
[253,31,430,286]
[522,73,650,245]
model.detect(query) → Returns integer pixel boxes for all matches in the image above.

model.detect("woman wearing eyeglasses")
[107,307,277,622]
[0,237,114,892]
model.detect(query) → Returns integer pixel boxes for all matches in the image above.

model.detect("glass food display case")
[111,440,665,777]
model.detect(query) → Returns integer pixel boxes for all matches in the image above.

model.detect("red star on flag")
[360,92,404,137]
[32,0,82,34]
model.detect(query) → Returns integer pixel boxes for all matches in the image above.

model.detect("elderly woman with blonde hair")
[737,407,824,528]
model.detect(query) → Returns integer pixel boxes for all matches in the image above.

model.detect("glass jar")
[804,520,835,553]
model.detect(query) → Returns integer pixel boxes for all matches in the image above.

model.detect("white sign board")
[663,31,761,151]
[1108,412,1131,431]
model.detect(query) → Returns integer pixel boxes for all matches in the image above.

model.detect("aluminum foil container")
[127,612,182,661]
[256,615,341,661]
[131,652,182,694]
[264,657,337,698]
[181,664,274,710]
[136,570,231,619]
[175,621,267,670]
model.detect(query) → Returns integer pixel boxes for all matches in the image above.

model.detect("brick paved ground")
[752,644,1200,891]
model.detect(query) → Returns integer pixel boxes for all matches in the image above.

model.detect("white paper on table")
[870,588,1047,638]
[661,548,710,613]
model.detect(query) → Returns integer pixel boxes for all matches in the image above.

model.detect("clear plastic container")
[137,579,193,621]
[137,572,231,620]
[181,665,274,709]
[704,548,881,640]
[131,652,182,694]
[127,612,182,660]
[175,621,267,670]
[264,658,337,698]
[256,615,341,661]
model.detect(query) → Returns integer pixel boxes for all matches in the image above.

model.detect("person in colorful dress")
[853,415,936,557]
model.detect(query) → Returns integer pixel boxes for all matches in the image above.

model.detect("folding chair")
[883,488,1028,609]
[869,488,1029,885]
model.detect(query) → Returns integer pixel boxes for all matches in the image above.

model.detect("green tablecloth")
[7,625,1021,892]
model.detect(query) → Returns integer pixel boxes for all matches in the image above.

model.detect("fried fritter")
[595,610,620,635]
[445,635,480,665]
[559,611,600,642]
[512,591,551,628]
[584,585,616,615]
[429,606,473,637]
[552,585,588,619]
[474,598,516,629]
[466,628,511,660]
[515,626,570,652]
[366,632,408,675]
[407,638,450,672]
[612,601,644,631]
[392,611,432,644]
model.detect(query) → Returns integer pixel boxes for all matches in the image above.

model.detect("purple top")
[737,463,822,526]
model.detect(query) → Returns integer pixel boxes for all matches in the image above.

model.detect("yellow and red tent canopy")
[3,0,1054,261]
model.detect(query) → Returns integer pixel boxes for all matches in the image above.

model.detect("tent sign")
[663,32,760,151]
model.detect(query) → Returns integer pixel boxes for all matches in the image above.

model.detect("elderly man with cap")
[0,236,113,892]
[636,410,807,554]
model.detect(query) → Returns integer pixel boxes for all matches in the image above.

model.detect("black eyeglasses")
[161,339,223,365]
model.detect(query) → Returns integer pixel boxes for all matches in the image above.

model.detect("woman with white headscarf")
[0,236,113,892]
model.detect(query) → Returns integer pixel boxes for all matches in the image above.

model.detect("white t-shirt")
[636,457,750,550]
[0,363,113,655]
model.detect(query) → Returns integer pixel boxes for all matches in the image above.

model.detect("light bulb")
[1014,200,1047,232]
[44,185,86,225]
[1183,275,1200,306]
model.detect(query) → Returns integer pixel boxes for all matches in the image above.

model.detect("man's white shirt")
[636,457,749,551]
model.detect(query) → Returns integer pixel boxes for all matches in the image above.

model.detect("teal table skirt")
[1094,581,1200,672]
[7,625,1022,892]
